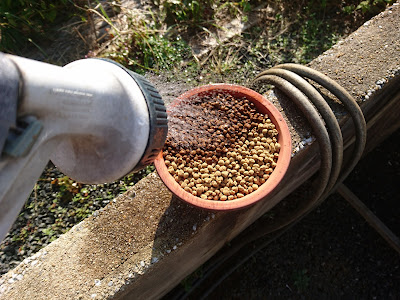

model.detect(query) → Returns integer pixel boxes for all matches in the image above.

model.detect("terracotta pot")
[154,84,291,210]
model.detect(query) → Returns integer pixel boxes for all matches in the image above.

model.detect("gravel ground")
[0,165,154,275]
[176,129,400,299]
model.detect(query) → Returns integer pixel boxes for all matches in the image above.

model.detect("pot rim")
[154,83,292,211]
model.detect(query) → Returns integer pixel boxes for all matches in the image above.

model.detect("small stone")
[140,261,145,267]
[94,279,101,286]
[151,257,159,264]
[108,281,113,287]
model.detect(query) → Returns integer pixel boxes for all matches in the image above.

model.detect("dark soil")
[175,129,400,299]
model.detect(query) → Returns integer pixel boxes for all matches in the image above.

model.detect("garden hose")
[171,64,367,299]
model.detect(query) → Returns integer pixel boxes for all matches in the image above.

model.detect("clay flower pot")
[154,84,291,210]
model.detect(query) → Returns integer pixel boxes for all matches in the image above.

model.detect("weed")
[103,14,192,73]
[344,0,396,15]
[0,0,81,53]
[293,268,310,292]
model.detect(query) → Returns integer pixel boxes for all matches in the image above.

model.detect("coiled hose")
[170,64,367,299]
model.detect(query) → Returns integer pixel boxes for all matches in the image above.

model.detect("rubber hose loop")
[176,64,368,299]
[273,63,367,189]
[253,74,332,232]
[255,68,343,195]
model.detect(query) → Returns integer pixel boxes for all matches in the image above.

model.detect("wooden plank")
[337,183,400,255]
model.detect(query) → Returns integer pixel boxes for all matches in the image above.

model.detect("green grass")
[0,0,83,53]
[103,17,192,73]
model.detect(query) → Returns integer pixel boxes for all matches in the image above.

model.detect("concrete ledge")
[1,2,400,299]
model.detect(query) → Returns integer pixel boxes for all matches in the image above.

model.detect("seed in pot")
[163,91,281,201]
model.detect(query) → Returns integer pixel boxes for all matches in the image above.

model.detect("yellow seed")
[197,186,204,194]
[220,195,228,201]
[237,193,244,198]
[222,188,230,196]
[270,143,276,152]
[228,195,234,201]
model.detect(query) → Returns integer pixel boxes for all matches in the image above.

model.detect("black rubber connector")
[128,72,168,172]
[94,58,168,173]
